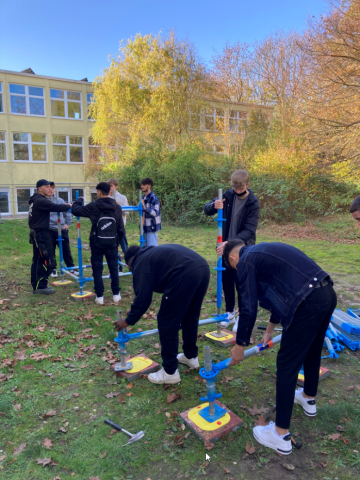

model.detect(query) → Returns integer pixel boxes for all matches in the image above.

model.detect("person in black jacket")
[29,179,72,295]
[223,239,336,455]
[204,169,260,332]
[114,244,210,384]
[71,182,125,305]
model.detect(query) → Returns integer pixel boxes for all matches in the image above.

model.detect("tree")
[88,32,212,172]
[301,0,360,166]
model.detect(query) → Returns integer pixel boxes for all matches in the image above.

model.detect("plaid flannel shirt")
[142,191,161,233]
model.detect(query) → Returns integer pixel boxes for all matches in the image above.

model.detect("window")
[0,83,3,113]
[229,111,247,133]
[71,189,84,201]
[9,84,45,116]
[0,132,7,161]
[53,135,83,163]
[12,133,47,162]
[205,109,224,132]
[16,188,37,213]
[0,189,10,215]
[91,188,97,202]
[87,93,94,120]
[50,89,82,119]
[89,136,103,162]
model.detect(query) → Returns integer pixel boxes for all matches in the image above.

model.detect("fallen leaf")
[117,394,125,403]
[282,463,295,471]
[14,351,27,360]
[341,437,350,445]
[99,451,107,458]
[165,412,171,418]
[336,425,346,432]
[36,457,52,466]
[247,404,269,415]
[43,410,56,418]
[0,455,6,461]
[20,365,33,371]
[329,400,337,405]
[346,386,354,391]
[58,427,67,433]
[126,393,132,397]
[13,443,26,455]
[204,439,214,451]
[224,376,233,383]
[328,433,341,441]
[254,414,268,426]
[167,393,181,403]
[42,438,54,449]
[73,393,79,397]
[320,462,327,468]
[216,462,230,473]
[89,477,101,480]
[14,404,21,411]
[105,392,120,398]
[126,383,133,389]
[245,442,256,454]
[154,343,161,349]
[110,429,117,435]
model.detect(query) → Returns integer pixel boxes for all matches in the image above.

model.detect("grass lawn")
[0,214,359,480]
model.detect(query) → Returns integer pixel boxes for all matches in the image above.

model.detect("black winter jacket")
[125,244,209,326]
[29,193,71,231]
[204,189,260,245]
[71,197,125,247]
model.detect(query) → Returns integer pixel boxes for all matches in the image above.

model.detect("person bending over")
[46,182,77,277]
[350,196,360,227]
[114,244,210,384]
[204,169,260,332]
[29,179,72,295]
[72,182,125,305]
[223,239,336,455]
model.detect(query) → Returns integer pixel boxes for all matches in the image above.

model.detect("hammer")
[104,419,145,446]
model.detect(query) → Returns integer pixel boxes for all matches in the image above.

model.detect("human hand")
[62,224,69,230]
[216,241,227,256]
[114,318,129,332]
[261,324,275,347]
[214,198,225,210]
[141,199,145,209]
[230,344,245,366]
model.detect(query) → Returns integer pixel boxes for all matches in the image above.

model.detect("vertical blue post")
[138,189,145,247]
[213,188,226,336]
[75,190,84,295]
[56,210,65,281]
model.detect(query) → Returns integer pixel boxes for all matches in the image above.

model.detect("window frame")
[229,110,247,134]
[15,187,37,214]
[0,188,11,215]
[50,89,82,120]
[205,108,225,132]
[12,132,48,163]
[0,82,3,114]
[0,131,7,162]
[52,135,84,164]
[9,83,45,117]
[87,93,94,121]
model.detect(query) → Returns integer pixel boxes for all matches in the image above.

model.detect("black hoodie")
[71,197,125,246]
[28,193,71,231]
[204,189,260,244]
[125,244,209,326]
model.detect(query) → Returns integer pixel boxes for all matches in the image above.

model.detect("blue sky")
[1,0,328,82]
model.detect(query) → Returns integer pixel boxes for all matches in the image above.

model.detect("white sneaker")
[177,353,199,369]
[294,388,317,417]
[148,368,181,384]
[50,270,58,278]
[232,316,239,332]
[253,421,292,455]
[95,296,104,305]
[113,294,121,303]
[221,310,235,327]
[70,269,79,276]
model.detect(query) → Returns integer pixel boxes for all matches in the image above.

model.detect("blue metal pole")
[139,189,145,247]
[56,210,65,281]
[75,190,84,295]
[213,188,227,337]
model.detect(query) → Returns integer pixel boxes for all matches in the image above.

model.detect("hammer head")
[122,431,145,447]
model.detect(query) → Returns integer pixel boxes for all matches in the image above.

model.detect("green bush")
[99,145,359,225]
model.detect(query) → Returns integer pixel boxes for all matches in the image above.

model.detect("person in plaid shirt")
[140,177,161,246]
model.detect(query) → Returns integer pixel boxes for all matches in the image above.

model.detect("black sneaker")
[33,287,56,295]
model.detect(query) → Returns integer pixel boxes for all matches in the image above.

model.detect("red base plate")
[205,329,237,347]
[180,400,243,444]
[111,355,160,381]
[297,366,330,387]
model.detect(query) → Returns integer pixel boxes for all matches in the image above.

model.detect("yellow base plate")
[126,356,153,373]
[298,368,322,382]
[205,331,234,341]
[70,291,95,299]
[51,280,73,286]
[188,402,230,431]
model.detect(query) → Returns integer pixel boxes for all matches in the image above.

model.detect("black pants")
[49,229,75,268]
[119,229,128,254]
[30,230,56,291]
[157,265,210,374]
[90,245,120,297]
[223,263,242,313]
[276,283,337,429]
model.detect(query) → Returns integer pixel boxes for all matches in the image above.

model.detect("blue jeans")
[144,232,158,246]
[119,230,128,254]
